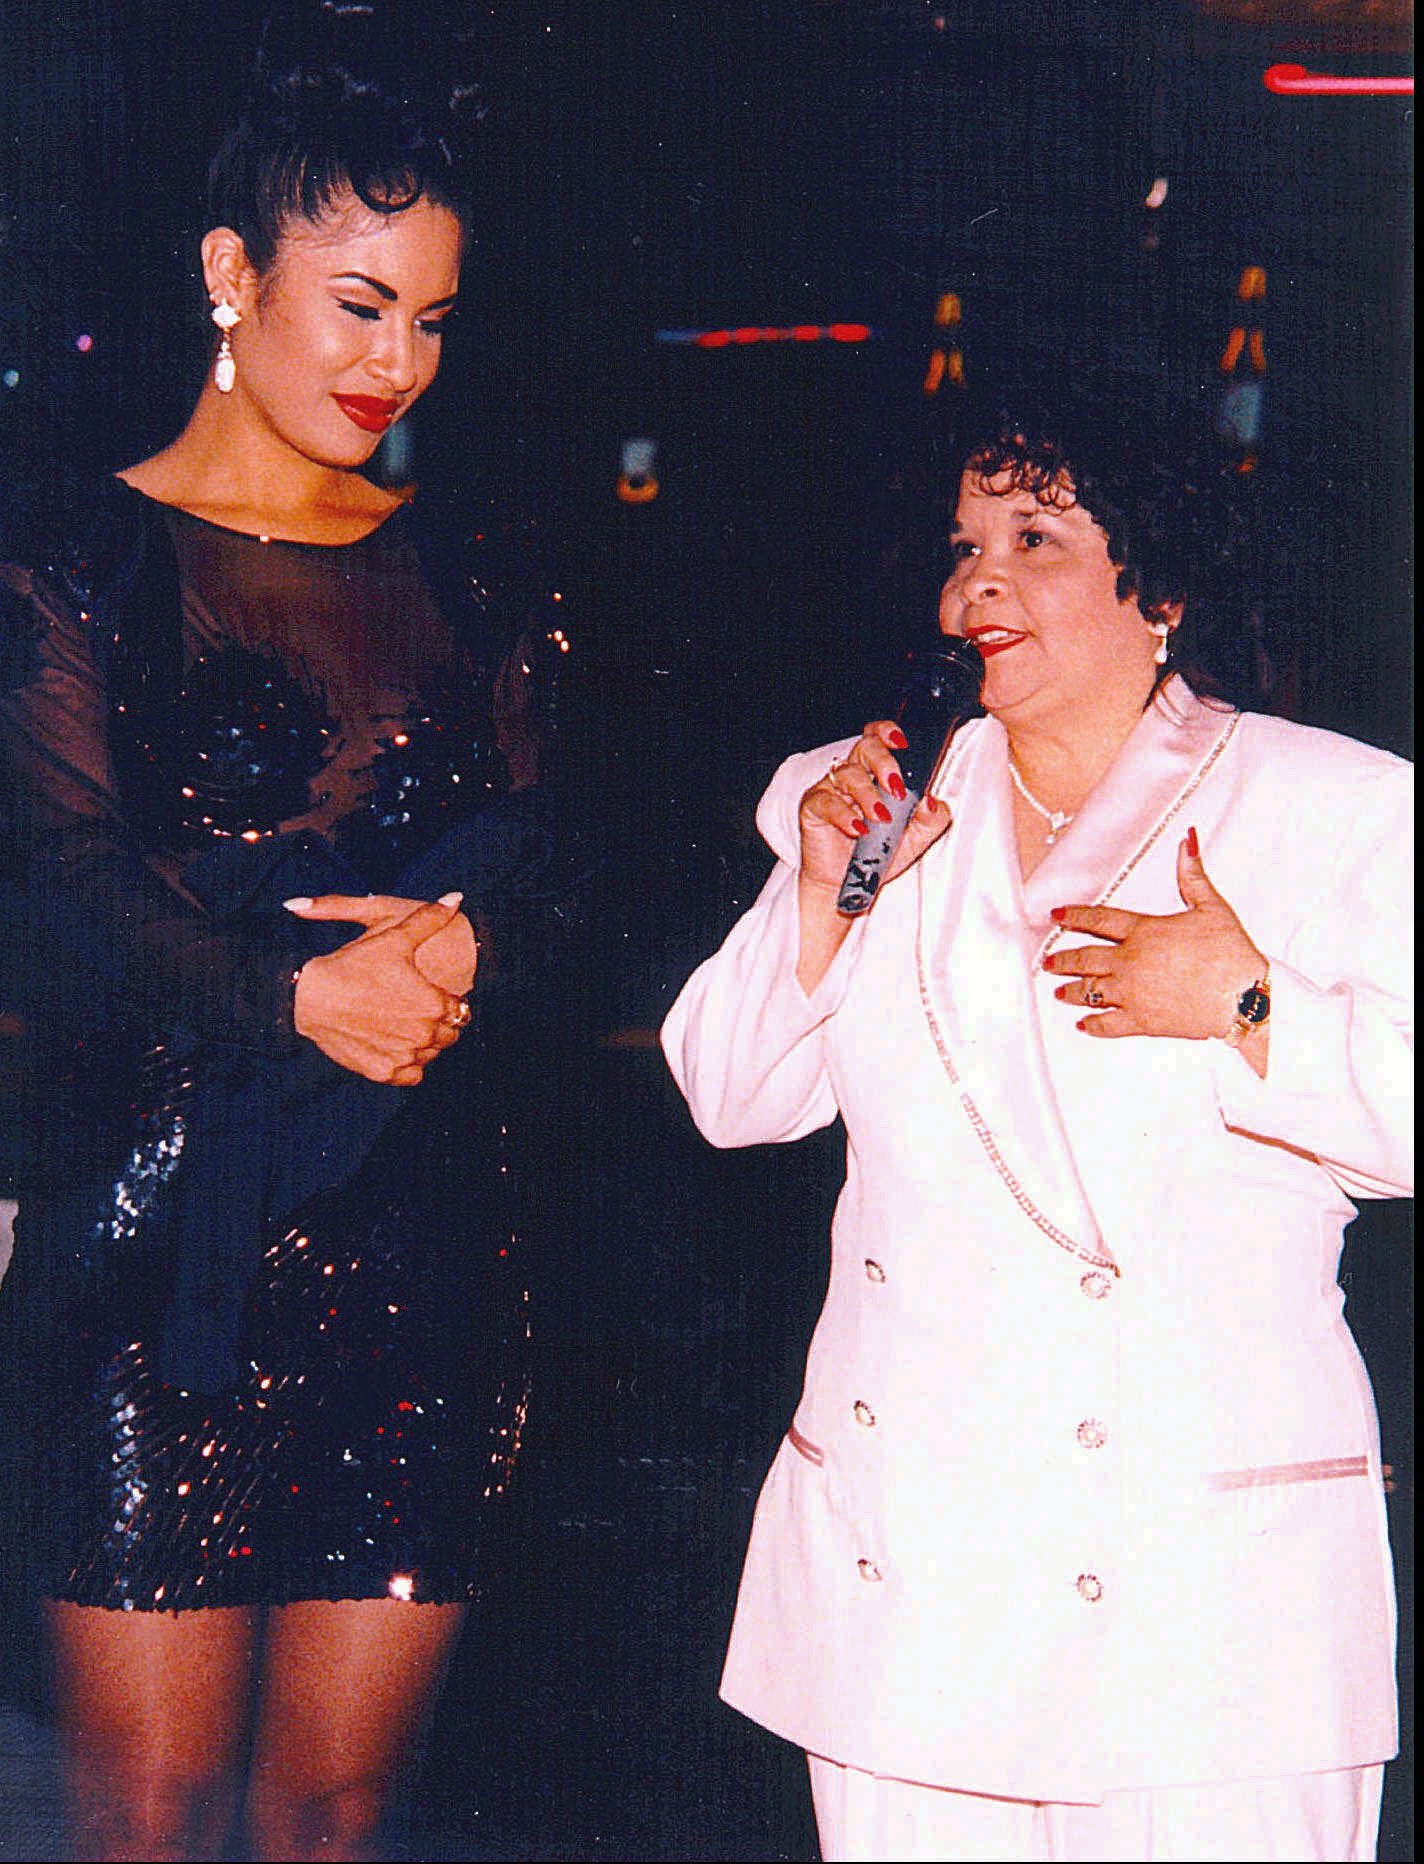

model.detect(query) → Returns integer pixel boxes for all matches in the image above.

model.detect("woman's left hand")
[286,894,478,997]
[1043,829,1267,1048]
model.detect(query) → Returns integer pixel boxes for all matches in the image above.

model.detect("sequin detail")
[55,1180,526,1611]
[87,1043,195,1259]
[126,644,336,844]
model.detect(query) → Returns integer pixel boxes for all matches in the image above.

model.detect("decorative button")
[864,1258,887,1283]
[853,1400,877,1428]
[1076,1419,1107,1450]
[857,1558,884,1583]
[1080,1271,1112,1300]
[1076,1572,1104,1603]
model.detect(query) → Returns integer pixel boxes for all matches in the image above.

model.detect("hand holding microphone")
[795,640,983,991]
[807,640,984,914]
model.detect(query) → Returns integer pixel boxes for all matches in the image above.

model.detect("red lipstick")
[333,394,400,434]
[967,629,1026,659]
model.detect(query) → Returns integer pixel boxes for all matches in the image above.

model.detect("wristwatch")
[1223,970,1271,1047]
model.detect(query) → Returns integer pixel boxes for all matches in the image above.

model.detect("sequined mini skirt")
[33,1171,528,1612]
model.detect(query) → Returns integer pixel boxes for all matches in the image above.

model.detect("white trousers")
[807,1754,1385,1864]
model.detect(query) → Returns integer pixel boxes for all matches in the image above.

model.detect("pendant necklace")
[1008,756,1075,845]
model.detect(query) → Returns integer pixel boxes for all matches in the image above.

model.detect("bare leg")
[44,1599,260,1862]
[245,1598,467,1862]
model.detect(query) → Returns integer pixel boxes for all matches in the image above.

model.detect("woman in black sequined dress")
[0,6,572,1857]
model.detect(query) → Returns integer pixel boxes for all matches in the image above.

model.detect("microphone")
[835,637,984,915]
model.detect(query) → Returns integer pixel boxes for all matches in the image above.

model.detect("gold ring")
[1084,985,1105,1008]
[448,999,472,1029]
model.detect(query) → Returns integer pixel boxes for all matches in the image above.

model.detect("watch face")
[1238,985,1271,1024]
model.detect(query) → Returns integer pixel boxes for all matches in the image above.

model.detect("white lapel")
[912,680,1240,1275]
[1022,677,1242,940]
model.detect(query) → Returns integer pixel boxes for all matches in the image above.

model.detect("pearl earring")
[211,300,241,393]
[1148,619,1172,666]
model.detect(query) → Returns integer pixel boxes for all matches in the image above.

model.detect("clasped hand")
[286,893,478,1086]
[1043,831,1267,1053]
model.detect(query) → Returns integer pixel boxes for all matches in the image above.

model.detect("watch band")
[1224,970,1271,1047]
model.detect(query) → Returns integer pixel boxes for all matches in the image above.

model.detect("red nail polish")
[1053,984,1067,1000]
[1050,907,1066,923]
[888,727,908,750]
[925,795,940,813]
[874,802,893,823]
[851,817,869,836]
[1076,1017,1090,1032]
[887,773,907,802]
[1186,825,1200,858]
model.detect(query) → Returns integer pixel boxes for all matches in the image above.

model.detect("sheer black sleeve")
[1,562,307,1052]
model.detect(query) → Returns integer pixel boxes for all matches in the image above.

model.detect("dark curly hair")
[207,0,484,278]
[937,364,1266,709]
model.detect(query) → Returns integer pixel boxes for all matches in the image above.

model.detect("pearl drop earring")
[211,301,241,393]
[1148,620,1172,666]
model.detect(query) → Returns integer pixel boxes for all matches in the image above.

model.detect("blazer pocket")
[1205,1455,1371,1541]
[1205,1455,1369,1492]
[787,1421,826,1467]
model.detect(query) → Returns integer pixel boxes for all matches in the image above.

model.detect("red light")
[1263,63,1413,97]
[665,321,874,349]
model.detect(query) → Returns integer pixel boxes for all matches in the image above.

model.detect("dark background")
[0,3,1412,1859]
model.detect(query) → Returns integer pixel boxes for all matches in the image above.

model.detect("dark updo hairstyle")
[207,0,484,279]
[938,360,1268,710]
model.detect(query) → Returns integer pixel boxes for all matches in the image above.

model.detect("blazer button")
[1079,1271,1112,1300]
[853,1399,877,1427]
[1076,1419,1107,1450]
[857,1558,884,1583]
[1076,1572,1104,1603]
[864,1258,887,1282]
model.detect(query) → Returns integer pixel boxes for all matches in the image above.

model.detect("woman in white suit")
[661,381,1412,1863]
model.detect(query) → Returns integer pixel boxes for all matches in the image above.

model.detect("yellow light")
[617,474,659,504]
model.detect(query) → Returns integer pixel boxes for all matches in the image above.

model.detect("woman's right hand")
[798,721,952,895]
[793,722,952,995]
[289,896,472,1085]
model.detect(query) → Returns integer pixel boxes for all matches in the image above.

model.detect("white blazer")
[661,678,1413,1804]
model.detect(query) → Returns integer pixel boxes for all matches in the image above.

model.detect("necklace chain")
[1007,756,1075,844]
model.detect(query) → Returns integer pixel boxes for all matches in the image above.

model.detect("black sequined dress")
[0,480,570,1612]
